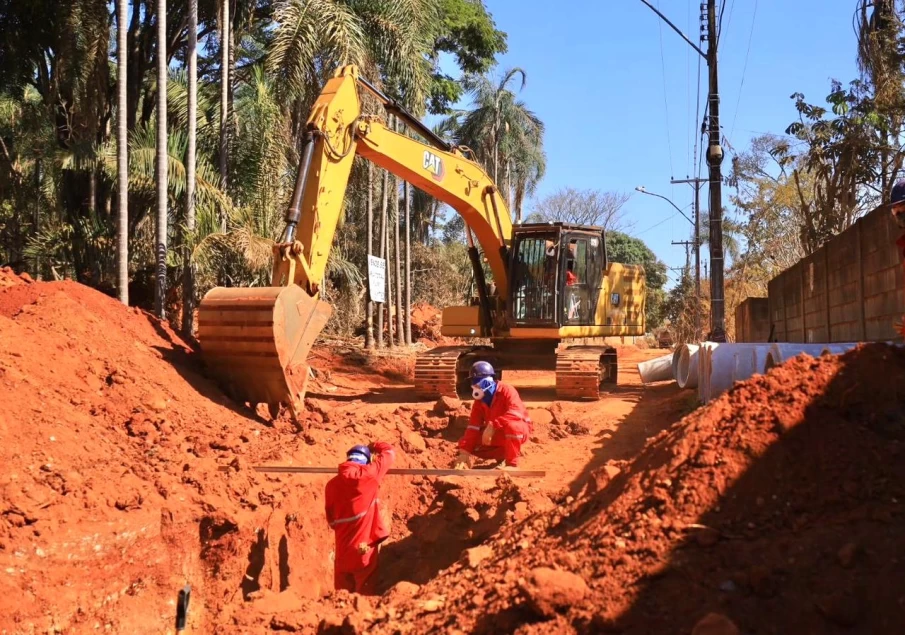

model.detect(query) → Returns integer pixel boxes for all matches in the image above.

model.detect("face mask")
[471,376,495,400]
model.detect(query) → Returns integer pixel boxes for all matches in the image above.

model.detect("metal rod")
[220,466,546,478]
[466,225,494,336]
[280,131,316,243]
[356,76,453,152]
[637,0,707,59]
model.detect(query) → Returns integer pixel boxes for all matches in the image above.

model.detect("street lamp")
[634,186,695,226]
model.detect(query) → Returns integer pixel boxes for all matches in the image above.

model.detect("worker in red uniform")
[454,361,532,469]
[890,181,905,336]
[324,441,395,594]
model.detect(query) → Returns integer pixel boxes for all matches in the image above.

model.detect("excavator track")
[413,346,470,398]
[555,346,618,400]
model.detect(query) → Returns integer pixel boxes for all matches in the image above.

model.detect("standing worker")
[890,181,905,336]
[324,441,395,594]
[454,361,532,470]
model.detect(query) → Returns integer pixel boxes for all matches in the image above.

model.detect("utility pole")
[638,0,724,342]
[704,0,726,341]
[671,177,705,342]
[671,240,693,273]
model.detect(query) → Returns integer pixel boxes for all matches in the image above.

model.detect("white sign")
[368,255,386,303]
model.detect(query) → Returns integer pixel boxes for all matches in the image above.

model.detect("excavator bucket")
[197,285,333,418]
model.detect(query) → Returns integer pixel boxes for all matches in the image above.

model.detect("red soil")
[326,344,905,634]
[9,274,899,635]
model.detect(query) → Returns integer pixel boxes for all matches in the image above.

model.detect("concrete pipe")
[820,343,859,356]
[675,344,701,390]
[764,343,839,372]
[698,342,719,403]
[750,345,774,374]
[705,344,766,403]
[638,353,676,384]
[671,346,684,381]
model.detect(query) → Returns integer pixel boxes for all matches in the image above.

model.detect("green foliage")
[427,0,508,113]
[0,0,529,342]
[441,67,545,221]
[605,231,667,329]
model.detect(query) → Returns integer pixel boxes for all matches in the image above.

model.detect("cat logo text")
[423,151,445,182]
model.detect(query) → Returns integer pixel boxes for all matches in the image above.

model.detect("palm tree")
[443,68,546,222]
[183,0,199,336]
[700,213,743,264]
[267,0,436,115]
[116,0,129,304]
[155,0,168,319]
[219,0,230,230]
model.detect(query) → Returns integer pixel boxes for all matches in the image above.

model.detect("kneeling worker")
[324,441,395,594]
[455,361,532,469]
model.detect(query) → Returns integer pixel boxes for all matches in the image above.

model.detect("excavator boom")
[197,65,514,417]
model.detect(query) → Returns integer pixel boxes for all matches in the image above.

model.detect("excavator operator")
[454,361,533,470]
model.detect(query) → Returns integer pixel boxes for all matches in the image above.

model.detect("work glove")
[453,450,474,469]
[481,424,495,447]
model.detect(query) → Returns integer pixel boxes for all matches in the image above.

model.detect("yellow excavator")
[197,66,646,418]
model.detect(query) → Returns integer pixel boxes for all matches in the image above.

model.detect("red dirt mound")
[409,303,445,343]
[329,344,905,634]
[0,266,33,289]
[0,280,461,633]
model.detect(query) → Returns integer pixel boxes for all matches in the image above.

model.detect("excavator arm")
[198,65,513,418]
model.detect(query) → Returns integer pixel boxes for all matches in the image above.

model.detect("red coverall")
[458,383,532,467]
[324,442,395,594]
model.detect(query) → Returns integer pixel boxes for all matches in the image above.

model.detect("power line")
[686,0,692,174]
[729,0,758,146]
[656,0,675,177]
[717,0,728,43]
[638,212,680,236]
[637,201,695,236]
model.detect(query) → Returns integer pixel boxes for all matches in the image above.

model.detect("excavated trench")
[198,431,536,605]
[1,270,658,632]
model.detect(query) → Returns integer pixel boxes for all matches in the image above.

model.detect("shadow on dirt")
[142,314,272,427]
[521,346,905,633]
[377,481,517,593]
[601,346,905,633]
[562,382,686,498]
[305,386,430,405]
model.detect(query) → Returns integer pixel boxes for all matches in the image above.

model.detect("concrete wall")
[735,298,770,342]
[739,203,905,344]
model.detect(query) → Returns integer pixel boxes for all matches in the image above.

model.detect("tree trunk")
[365,162,375,349]
[218,0,229,231]
[155,0,168,319]
[116,0,129,304]
[89,170,97,216]
[227,0,235,166]
[377,168,388,348]
[404,179,412,345]
[385,167,395,349]
[392,119,404,346]
[431,198,440,244]
[182,0,198,337]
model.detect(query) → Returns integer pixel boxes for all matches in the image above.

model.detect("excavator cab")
[509,223,606,328]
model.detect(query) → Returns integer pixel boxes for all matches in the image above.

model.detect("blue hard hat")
[347,444,371,465]
[470,360,495,382]
[892,180,905,205]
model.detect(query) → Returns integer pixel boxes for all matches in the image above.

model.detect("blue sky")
[439,0,860,287]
